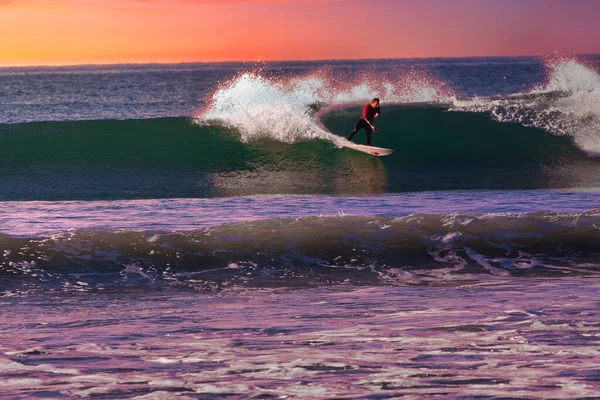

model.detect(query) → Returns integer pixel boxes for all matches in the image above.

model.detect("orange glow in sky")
[1,0,599,66]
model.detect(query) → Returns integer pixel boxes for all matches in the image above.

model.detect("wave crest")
[3,211,600,294]
[194,69,453,144]
[452,56,600,155]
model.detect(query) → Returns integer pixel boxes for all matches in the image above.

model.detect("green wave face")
[0,106,597,201]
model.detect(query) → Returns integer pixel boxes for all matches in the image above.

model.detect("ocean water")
[2,56,600,398]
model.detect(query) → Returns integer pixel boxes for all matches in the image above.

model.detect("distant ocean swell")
[2,211,600,293]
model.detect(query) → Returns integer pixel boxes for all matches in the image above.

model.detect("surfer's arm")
[360,104,370,121]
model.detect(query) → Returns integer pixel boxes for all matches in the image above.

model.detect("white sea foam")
[452,56,600,155]
[194,70,452,145]
[531,57,600,94]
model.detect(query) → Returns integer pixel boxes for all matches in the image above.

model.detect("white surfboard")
[343,142,394,157]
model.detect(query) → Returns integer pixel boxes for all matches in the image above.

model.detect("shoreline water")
[2,279,600,398]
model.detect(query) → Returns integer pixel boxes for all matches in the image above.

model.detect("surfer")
[348,98,380,146]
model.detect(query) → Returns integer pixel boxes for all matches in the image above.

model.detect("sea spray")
[194,69,453,144]
[452,56,600,155]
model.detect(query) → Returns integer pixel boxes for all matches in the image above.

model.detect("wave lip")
[2,211,600,294]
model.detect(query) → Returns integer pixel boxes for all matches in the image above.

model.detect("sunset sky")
[1,0,599,66]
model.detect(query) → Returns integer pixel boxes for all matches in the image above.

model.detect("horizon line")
[2,53,599,69]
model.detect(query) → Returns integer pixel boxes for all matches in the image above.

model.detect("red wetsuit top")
[361,104,380,123]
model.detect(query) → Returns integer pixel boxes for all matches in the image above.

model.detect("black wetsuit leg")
[348,119,373,145]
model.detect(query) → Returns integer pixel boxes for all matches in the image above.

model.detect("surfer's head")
[371,98,380,107]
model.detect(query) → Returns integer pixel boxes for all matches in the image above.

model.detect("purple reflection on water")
[1,279,600,398]
[1,190,599,236]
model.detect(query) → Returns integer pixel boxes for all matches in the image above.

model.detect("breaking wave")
[3,211,600,294]
[452,55,600,155]
[194,69,453,144]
